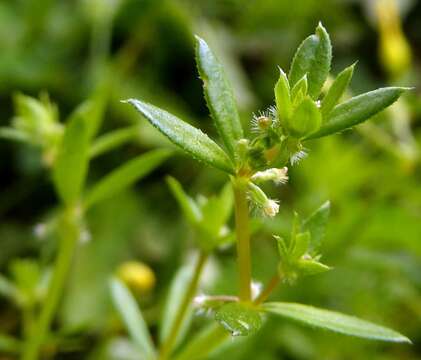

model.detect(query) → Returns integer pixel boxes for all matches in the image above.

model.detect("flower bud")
[248,182,280,217]
[263,199,280,217]
[251,167,288,185]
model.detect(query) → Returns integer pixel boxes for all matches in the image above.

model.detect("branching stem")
[254,274,280,305]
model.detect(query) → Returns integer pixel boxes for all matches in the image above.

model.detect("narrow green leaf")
[200,182,233,238]
[109,278,156,359]
[160,266,194,347]
[289,23,332,99]
[302,201,330,250]
[125,99,233,173]
[85,87,108,139]
[275,68,292,123]
[52,104,90,206]
[195,35,244,159]
[71,101,100,140]
[321,63,356,117]
[291,232,310,259]
[306,87,409,139]
[275,236,288,259]
[89,126,140,159]
[0,127,30,143]
[287,97,321,138]
[84,149,171,209]
[296,259,331,275]
[215,302,262,337]
[166,176,202,224]
[262,302,411,343]
[290,75,308,105]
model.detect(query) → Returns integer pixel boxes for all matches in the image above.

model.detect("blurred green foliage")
[0,0,420,359]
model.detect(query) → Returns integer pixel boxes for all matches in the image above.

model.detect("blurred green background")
[1,0,421,359]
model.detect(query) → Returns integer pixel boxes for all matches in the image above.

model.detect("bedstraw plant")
[116,23,411,360]
[0,93,172,359]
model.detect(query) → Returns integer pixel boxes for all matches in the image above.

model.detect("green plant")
[116,23,411,359]
[0,93,172,359]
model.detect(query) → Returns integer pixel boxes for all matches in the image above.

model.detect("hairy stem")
[22,210,79,360]
[233,180,252,302]
[159,251,208,360]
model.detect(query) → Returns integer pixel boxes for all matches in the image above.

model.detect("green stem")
[158,251,208,360]
[174,273,281,360]
[233,180,252,302]
[254,274,280,305]
[22,210,79,360]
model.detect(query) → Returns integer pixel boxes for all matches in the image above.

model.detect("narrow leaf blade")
[302,200,330,249]
[195,36,243,159]
[263,302,410,343]
[125,99,233,173]
[306,87,409,139]
[160,265,195,347]
[166,176,202,224]
[109,278,156,358]
[84,149,171,209]
[52,105,90,206]
[89,126,140,159]
[289,23,332,99]
[275,68,292,123]
[321,63,355,117]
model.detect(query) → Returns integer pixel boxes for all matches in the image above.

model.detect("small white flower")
[248,182,280,218]
[263,199,280,217]
[251,167,288,185]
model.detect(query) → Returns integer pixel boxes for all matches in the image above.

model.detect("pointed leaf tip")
[289,23,332,99]
[195,36,243,160]
[125,99,234,174]
[263,302,411,343]
[306,86,409,139]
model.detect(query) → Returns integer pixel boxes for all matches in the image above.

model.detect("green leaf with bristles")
[262,302,411,343]
[125,99,234,173]
[289,23,332,99]
[306,87,409,139]
[195,36,244,160]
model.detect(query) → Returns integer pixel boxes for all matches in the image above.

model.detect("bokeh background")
[1,0,421,359]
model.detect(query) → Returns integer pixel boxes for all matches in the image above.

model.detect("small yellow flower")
[117,261,156,294]
[376,0,412,77]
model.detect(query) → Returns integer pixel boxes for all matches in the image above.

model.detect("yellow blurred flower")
[376,0,412,78]
[117,261,156,294]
